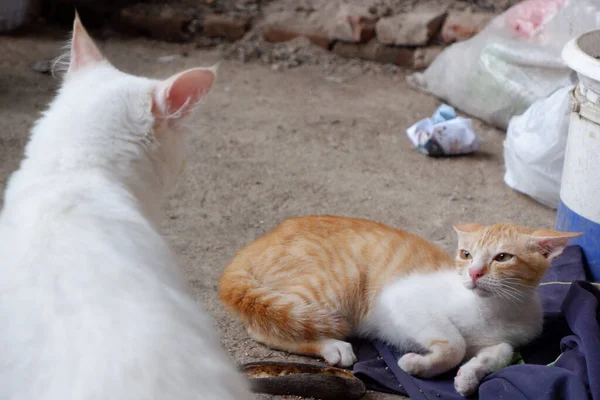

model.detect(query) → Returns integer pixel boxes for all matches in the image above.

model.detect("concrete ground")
[0,32,555,399]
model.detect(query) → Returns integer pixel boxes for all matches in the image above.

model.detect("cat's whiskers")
[481,278,527,304]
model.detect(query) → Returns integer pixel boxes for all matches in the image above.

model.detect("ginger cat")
[219,215,581,396]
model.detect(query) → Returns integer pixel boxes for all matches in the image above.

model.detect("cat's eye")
[494,253,514,262]
[459,250,472,260]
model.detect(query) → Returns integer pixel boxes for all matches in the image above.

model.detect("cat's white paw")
[454,366,481,397]
[398,353,429,377]
[320,339,357,367]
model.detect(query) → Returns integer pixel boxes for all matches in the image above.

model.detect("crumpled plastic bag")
[503,85,572,208]
[406,104,483,157]
[407,0,600,129]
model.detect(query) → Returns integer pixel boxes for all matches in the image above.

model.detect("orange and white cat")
[219,216,581,396]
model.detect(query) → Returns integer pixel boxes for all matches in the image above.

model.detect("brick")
[332,40,411,66]
[346,14,378,42]
[263,26,330,49]
[333,40,442,69]
[412,46,444,69]
[441,11,495,43]
[376,9,447,46]
[325,4,378,43]
[203,14,250,41]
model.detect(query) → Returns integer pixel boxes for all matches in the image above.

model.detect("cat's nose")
[469,268,485,282]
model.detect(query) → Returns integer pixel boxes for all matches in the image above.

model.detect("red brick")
[346,14,378,43]
[263,26,330,49]
[441,11,495,43]
[203,14,250,41]
[376,9,447,46]
[412,46,444,69]
[324,4,379,43]
[333,40,443,69]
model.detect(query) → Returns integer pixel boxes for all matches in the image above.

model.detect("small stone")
[449,195,458,201]
[32,60,52,74]
[376,9,448,46]
[441,11,495,43]
[465,195,473,200]
[203,14,250,41]
[157,55,178,63]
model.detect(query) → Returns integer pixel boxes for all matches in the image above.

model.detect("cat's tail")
[219,265,320,341]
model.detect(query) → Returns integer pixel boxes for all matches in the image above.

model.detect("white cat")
[0,16,251,400]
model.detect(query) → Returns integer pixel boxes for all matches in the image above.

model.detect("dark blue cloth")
[352,246,600,399]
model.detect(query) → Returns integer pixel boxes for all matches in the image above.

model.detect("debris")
[406,104,483,157]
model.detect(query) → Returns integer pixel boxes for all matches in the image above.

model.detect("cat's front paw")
[320,339,357,367]
[454,366,480,397]
[398,353,429,377]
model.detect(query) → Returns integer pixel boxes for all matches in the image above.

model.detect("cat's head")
[25,15,216,204]
[452,223,581,299]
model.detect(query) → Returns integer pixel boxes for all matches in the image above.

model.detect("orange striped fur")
[219,215,454,358]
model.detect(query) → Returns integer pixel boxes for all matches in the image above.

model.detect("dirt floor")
[0,28,554,399]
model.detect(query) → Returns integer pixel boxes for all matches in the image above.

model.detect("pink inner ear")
[153,68,216,117]
[532,232,582,259]
[68,14,105,74]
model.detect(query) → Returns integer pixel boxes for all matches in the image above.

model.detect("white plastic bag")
[407,0,600,129]
[503,85,573,209]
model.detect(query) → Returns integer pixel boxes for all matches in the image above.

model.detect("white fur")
[0,56,250,399]
[359,268,542,397]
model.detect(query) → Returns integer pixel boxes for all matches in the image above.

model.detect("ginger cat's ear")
[529,229,583,260]
[453,223,485,234]
[152,67,217,118]
[453,223,484,249]
[68,12,105,74]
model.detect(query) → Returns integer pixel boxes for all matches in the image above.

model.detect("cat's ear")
[152,67,216,118]
[68,12,105,74]
[453,223,485,234]
[453,223,484,248]
[529,229,583,260]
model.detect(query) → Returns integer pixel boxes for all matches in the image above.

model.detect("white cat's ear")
[152,67,216,118]
[68,12,105,74]
[530,229,583,260]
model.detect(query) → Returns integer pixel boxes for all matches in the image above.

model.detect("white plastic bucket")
[558,30,600,281]
[0,0,29,33]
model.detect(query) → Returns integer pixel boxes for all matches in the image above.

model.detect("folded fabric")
[406,104,483,157]
[352,246,600,400]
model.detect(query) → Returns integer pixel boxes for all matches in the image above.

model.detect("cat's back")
[225,215,452,276]
[0,174,249,400]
